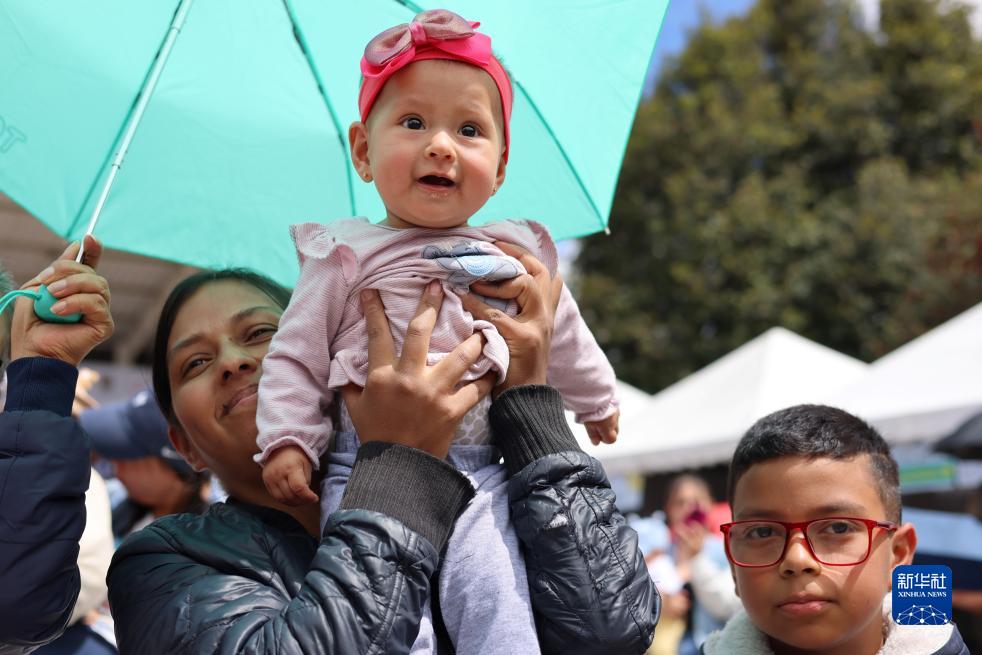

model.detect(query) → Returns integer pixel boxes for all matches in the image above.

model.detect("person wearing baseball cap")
[80,389,207,540]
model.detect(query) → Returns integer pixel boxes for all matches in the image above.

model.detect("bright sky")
[645,0,982,91]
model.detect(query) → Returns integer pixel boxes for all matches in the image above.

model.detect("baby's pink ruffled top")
[256,218,618,467]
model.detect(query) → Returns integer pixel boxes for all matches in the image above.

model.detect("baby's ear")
[890,522,917,570]
[348,121,372,182]
[495,148,507,191]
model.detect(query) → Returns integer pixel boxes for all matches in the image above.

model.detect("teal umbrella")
[0,1,667,286]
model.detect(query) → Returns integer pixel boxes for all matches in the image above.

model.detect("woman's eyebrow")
[230,306,281,324]
[169,306,280,357]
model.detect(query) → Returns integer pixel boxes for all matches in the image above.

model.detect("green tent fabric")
[0,0,667,286]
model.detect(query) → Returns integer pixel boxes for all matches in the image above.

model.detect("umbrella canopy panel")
[0,1,668,286]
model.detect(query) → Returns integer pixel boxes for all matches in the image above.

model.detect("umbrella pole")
[75,0,195,263]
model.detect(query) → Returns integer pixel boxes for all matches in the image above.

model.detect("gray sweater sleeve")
[491,385,660,655]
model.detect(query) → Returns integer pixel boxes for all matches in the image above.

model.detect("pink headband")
[359,9,513,160]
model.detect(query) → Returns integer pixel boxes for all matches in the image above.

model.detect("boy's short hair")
[728,404,901,522]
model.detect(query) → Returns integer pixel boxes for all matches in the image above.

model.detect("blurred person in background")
[80,389,210,543]
[0,238,114,654]
[662,474,741,655]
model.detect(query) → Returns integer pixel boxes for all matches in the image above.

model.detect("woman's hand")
[458,242,562,394]
[11,236,114,367]
[340,282,494,459]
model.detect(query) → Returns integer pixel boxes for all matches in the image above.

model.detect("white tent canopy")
[825,302,982,444]
[581,327,869,475]
[565,380,652,446]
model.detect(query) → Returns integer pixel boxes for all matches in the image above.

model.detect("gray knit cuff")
[490,385,582,476]
[339,442,474,551]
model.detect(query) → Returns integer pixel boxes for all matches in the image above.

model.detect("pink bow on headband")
[363,9,479,68]
[358,9,513,159]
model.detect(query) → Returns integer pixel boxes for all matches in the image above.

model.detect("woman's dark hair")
[151,268,291,424]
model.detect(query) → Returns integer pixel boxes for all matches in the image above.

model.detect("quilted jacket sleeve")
[491,385,660,655]
[0,357,87,655]
[108,443,474,655]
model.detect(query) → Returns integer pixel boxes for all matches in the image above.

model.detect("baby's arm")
[547,284,620,443]
[257,226,355,504]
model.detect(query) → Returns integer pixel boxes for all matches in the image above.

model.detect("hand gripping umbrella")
[0,0,668,293]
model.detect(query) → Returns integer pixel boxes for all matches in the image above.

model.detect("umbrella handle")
[0,288,82,324]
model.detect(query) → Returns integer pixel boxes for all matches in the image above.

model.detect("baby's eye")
[459,124,479,137]
[401,117,424,130]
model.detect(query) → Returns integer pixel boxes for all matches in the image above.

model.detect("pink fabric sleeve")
[255,223,358,469]
[546,284,619,423]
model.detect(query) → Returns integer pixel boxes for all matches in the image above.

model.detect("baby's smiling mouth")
[418,174,455,187]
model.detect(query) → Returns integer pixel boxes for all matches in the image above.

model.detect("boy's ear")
[729,562,741,598]
[349,121,372,183]
[168,425,207,473]
[889,522,917,572]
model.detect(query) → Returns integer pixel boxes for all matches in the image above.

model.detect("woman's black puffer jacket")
[108,385,659,654]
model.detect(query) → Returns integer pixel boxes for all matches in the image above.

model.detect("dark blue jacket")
[108,385,659,654]
[0,358,89,655]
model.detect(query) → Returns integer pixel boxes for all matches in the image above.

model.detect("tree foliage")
[575,0,982,392]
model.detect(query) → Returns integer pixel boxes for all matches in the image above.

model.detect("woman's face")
[165,280,282,491]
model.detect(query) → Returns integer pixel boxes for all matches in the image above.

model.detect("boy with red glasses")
[701,404,968,654]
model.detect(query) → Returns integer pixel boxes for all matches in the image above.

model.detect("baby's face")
[357,60,506,229]
[729,455,915,655]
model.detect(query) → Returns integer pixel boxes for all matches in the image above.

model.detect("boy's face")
[349,59,507,230]
[729,455,916,655]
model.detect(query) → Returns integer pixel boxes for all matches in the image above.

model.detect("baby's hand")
[585,410,620,446]
[262,445,319,506]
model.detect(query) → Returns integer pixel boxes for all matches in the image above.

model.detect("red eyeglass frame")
[719,517,898,568]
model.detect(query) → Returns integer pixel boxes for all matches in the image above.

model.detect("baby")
[256,9,619,653]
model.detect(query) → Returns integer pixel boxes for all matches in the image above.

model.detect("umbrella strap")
[0,290,41,316]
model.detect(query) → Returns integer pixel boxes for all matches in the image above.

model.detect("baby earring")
[363,172,372,181]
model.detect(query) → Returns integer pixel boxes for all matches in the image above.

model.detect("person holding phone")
[662,474,740,655]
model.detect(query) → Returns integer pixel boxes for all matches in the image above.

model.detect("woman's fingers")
[23,260,95,291]
[432,333,484,387]
[459,288,509,325]
[494,241,550,280]
[360,288,396,370]
[448,372,495,416]
[338,382,362,413]
[20,237,104,289]
[78,235,104,270]
[49,292,110,323]
[44,272,111,303]
[398,281,443,372]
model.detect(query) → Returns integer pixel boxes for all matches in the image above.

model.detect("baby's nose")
[425,131,454,159]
